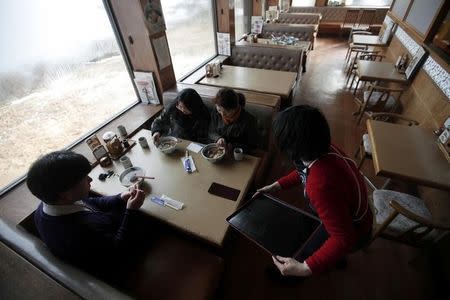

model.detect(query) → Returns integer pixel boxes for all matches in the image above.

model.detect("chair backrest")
[163,85,278,151]
[0,218,132,300]
[278,13,321,25]
[229,45,302,73]
[358,9,375,27]
[343,9,360,27]
[260,23,315,42]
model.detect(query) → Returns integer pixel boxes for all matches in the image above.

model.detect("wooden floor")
[220,37,442,300]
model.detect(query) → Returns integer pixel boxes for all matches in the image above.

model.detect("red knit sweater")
[277,145,372,274]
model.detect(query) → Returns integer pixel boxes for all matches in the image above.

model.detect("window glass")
[235,0,251,41]
[161,0,216,79]
[0,0,137,191]
[344,0,392,6]
[292,0,316,6]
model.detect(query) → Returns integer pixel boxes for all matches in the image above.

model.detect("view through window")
[161,0,216,79]
[0,0,137,190]
[235,0,251,41]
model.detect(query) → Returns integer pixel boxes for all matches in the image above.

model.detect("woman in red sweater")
[259,105,372,277]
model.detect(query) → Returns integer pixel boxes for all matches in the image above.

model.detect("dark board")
[227,193,322,257]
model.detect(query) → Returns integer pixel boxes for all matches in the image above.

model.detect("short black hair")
[26,151,91,204]
[214,88,245,110]
[273,105,331,161]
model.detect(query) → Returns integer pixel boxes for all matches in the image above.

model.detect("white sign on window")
[251,16,263,34]
[217,32,231,56]
[133,71,160,105]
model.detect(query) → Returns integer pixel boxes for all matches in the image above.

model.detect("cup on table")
[120,155,133,169]
[233,147,243,161]
[117,125,127,137]
[138,136,149,148]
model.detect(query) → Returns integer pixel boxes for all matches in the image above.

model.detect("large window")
[344,0,392,6]
[161,1,216,79]
[0,0,137,191]
[292,0,316,6]
[235,0,251,41]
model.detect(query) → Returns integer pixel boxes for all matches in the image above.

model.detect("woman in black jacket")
[151,88,210,143]
[209,88,259,153]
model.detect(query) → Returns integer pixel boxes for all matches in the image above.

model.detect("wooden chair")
[345,29,373,63]
[346,50,383,89]
[354,113,419,172]
[368,188,450,247]
[341,9,360,34]
[353,84,405,125]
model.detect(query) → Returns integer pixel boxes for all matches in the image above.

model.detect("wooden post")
[108,0,176,100]
[216,0,236,44]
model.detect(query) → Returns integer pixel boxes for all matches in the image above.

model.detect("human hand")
[121,183,140,202]
[272,256,312,277]
[255,182,281,195]
[126,188,145,210]
[152,132,161,144]
[216,138,226,147]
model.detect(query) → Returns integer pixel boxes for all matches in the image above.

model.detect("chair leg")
[371,210,399,243]
[353,78,360,95]
[381,178,392,189]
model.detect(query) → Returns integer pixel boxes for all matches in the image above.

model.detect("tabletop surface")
[357,60,408,83]
[89,129,261,246]
[199,65,297,98]
[353,34,386,46]
[367,120,450,191]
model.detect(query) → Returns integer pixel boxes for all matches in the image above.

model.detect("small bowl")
[157,136,178,154]
[201,144,226,163]
[119,167,145,187]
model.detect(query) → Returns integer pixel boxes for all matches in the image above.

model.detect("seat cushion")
[362,133,372,155]
[363,91,397,111]
[373,190,438,240]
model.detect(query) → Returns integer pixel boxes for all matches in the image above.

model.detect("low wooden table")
[352,34,387,47]
[199,65,297,101]
[367,119,450,191]
[355,60,408,93]
[236,39,311,72]
[89,129,260,247]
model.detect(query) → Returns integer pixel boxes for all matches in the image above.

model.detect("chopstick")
[133,176,155,180]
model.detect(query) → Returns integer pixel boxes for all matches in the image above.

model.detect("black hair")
[174,88,209,120]
[214,88,245,110]
[273,105,331,161]
[26,151,91,204]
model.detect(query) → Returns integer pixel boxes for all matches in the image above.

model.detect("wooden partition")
[382,27,449,129]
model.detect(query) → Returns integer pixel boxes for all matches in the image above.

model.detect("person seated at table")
[257,105,373,277]
[27,150,148,278]
[151,88,210,144]
[209,88,259,152]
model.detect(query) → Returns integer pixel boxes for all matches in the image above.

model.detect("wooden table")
[352,34,387,47]
[355,60,408,93]
[236,39,312,72]
[199,65,297,100]
[89,129,260,247]
[367,119,450,191]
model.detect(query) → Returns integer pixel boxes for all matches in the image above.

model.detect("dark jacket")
[209,109,260,152]
[151,104,210,144]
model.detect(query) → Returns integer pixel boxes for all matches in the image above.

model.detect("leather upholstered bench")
[0,217,223,300]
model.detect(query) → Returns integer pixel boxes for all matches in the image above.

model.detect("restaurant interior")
[0,0,449,299]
